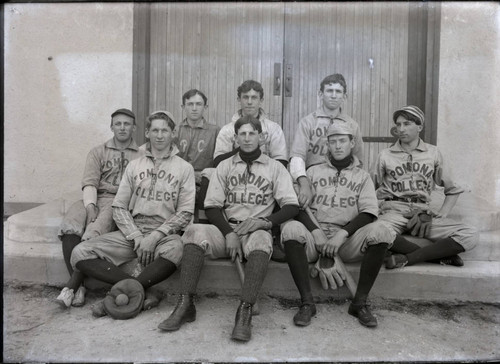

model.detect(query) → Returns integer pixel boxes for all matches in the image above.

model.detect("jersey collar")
[389,138,428,153]
[231,108,267,122]
[324,151,361,171]
[313,107,352,123]
[144,143,180,159]
[106,138,139,151]
[181,117,208,129]
[232,151,269,165]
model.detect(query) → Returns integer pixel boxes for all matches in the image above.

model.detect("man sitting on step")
[157,115,299,342]
[69,111,195,317]
[372,105,478,269]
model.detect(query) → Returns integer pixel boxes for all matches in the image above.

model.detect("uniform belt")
[384,196,424,203]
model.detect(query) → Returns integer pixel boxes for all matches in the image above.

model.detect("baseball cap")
[111,108,135,119]
[393,105,425,125]
[151,110,176,124]
[326,122,354,138]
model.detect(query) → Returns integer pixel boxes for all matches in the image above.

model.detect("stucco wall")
[438,2,500,207]
[4,3,134,203]
[4,3,500,209]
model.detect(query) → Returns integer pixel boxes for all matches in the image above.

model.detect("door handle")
[285,64,292,97]
[273,63,281,96]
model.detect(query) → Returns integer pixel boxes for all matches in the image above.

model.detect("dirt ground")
[3,281,500,363]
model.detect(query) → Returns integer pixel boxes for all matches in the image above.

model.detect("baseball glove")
[406,210,433,238]
[103,279,145,320]
[310,255,345,290]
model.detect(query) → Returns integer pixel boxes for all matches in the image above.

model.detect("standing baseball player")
[56,108,142,308]
[158,115,299,341]
[213,79,289,261]
[281,123,394,328]
[213,79,288,167]
[372,105,478,268]
[176,89,220,221]
[69,111,196,317]
[290,74,365,208]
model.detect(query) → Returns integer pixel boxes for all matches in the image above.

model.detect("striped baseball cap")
[393,105,425,125]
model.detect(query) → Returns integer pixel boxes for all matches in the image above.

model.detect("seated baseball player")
[158,115,299,342]
[212,79,289,261]
[281,123,394,328]
[56,108,142,308]
[176,89,220,222]
[70,111,196,317]
[372,105,478,269]
[289,73,365,209]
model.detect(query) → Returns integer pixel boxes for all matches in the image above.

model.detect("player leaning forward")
[70,111,196,316]
[373,106,478,269]
[282,122,394,328]
[158,115,299,341]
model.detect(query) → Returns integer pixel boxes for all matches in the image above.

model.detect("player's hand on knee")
[85,203,99,227]
[81,230,99,241]
[225,232,242,262]
[136,233,160,266]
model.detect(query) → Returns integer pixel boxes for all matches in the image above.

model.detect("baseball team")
[56,75,478,341]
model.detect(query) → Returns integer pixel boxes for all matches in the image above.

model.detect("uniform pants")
[70,230,183,271]
[378,201,478,251]
[58,196,116,241]
[181,223,273,259]
[280,220,394,263]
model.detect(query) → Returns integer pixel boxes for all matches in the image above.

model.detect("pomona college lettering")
[388,162,433,179]
[101,157,129,170]
[312,176,362,193]
[227,173,272,193]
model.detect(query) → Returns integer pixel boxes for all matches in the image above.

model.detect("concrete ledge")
[4,237,500,303]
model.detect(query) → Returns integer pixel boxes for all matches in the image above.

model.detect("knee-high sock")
[390,235,421,254]
[240,250,269,305]
[62,234,81,276]
[284,240,313,305]
[136,257,177,289]
[180,244,206,295]
[76,259,131,285]
[406,238,465,266]
[353,243,389,304]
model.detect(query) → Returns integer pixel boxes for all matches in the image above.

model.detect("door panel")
[283,3,410,170]
[146,2,284,139]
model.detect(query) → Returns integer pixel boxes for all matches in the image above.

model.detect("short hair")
[234,115,262,134]
[320,73,347,93]
[145,111,176,131]
[237,80,264,99]
[182,89,208,106]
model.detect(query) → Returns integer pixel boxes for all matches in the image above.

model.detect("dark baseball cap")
[111,108,135,119]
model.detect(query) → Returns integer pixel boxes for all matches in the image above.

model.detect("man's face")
[395,115,422,144]
[145,119,174,153]
[238,89,263,117]
[235,123,260,153]
[327,134,354,161]
[320,83,346,111]
[182,94,206,123]
[111,114,135,143]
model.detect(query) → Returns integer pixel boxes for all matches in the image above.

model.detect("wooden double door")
[133,2,440,170]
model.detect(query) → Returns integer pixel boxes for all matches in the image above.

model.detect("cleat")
[91,300,107,318]
[348,302,378,328]
[293,304,317,327]
[56,287,74,308]
[71,286,86,307]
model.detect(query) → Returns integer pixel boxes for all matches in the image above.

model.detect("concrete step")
[4,190,500,304]
[4,235,500,303]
